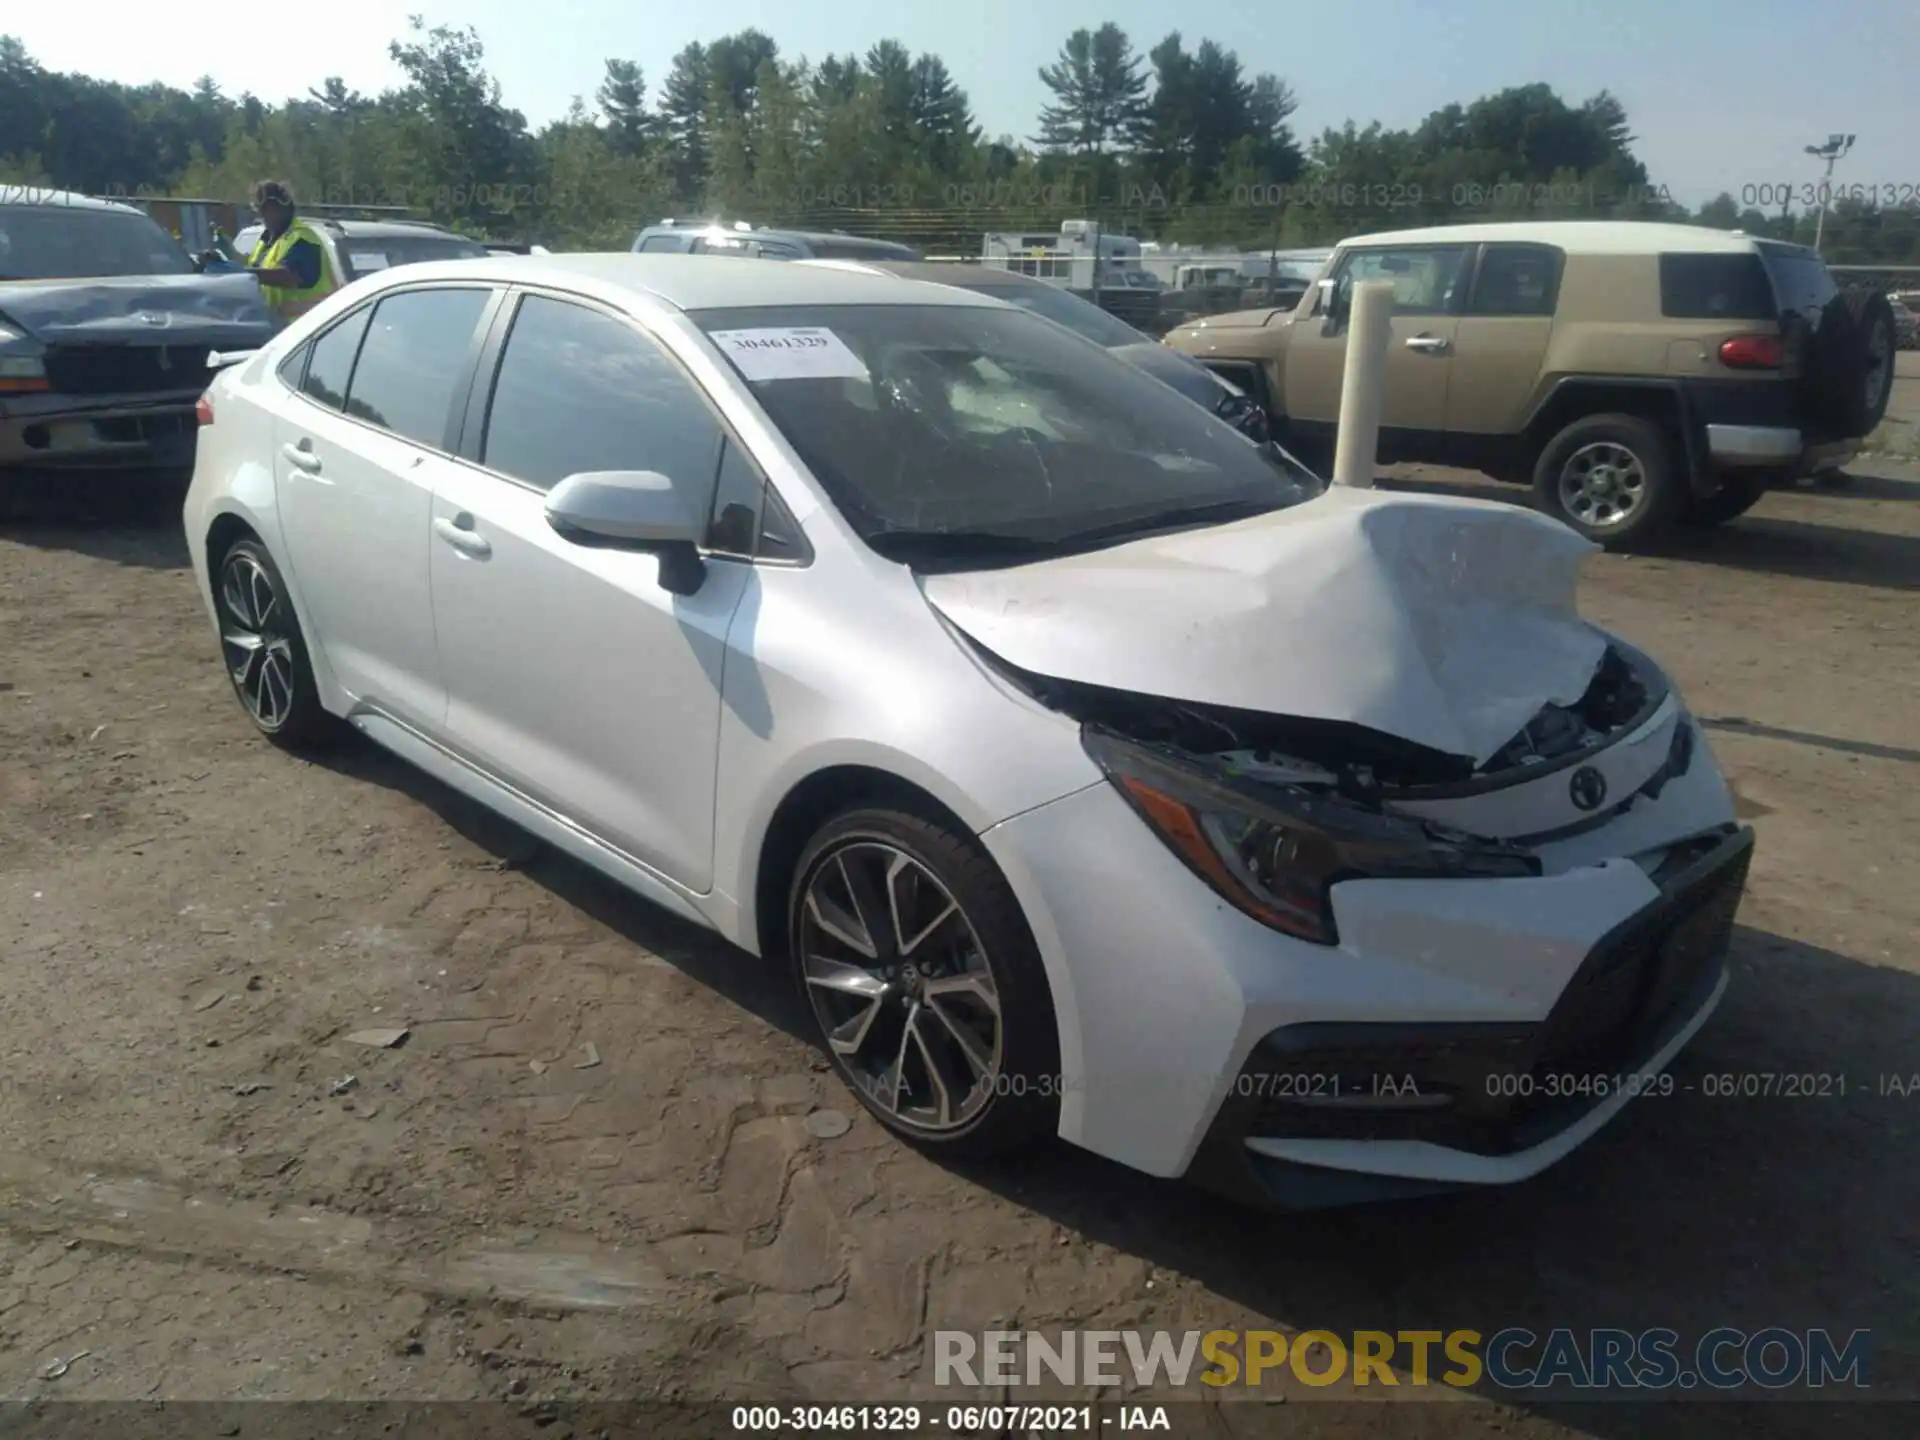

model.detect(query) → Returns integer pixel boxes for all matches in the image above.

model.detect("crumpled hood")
[920,486,1610,767]
[0,274,273,348]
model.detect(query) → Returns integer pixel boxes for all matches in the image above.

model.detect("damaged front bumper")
[0,389,202,470]
[1188,825,1750,1207]
[978,706,1751,1204]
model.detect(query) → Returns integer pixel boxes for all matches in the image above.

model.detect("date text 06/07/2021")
[730,1403,1178,1434]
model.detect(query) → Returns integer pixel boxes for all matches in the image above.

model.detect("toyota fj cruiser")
[1163,221,1898,548]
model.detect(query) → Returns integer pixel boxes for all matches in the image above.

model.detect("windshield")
[692,302,1318,570]
[954,281,1146,349]
[0,205,195,280]
[342,235,489,276]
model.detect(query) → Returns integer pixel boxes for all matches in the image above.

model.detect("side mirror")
[545,469,706,595]
[1317,278,1347,336]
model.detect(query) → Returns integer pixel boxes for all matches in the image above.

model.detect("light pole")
[1804,133,1855,253]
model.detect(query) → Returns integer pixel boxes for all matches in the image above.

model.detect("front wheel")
[787,807,1060,1158]
[1531,414,1683,550]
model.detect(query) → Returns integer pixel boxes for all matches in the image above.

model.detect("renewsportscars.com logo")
[932,1327,1872,1393]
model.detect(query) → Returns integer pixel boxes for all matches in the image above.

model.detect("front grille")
[1096,291,1161,328]
[42,345,211,397]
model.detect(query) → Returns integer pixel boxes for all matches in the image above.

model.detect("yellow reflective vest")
[247,217,337,326]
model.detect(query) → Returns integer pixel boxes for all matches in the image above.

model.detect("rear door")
[1444,242,1563,438]
[1284,242,1470,459]
[272,284,497,728]
[426,290,752,890]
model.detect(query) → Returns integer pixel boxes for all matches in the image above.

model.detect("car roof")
[362,252,1004,311]
[1337,220,1770,256]
[0,187,147,215]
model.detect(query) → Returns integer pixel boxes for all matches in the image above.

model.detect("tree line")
[2,21,1914,263]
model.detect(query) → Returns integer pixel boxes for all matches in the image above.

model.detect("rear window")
[0,205,194,280]
[806,240,921,261]
[1659,253,1775,320]
[343,235,488,277]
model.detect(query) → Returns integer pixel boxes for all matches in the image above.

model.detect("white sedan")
[184,254,1753,1208]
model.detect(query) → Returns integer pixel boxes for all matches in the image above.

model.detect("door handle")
[1404,335,1451,354]
[280,440,323,472]
[433,515,492,559]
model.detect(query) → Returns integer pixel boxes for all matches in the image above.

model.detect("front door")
[272,285,494,728]
[427,291,750,892]
[1283,242,1471,460]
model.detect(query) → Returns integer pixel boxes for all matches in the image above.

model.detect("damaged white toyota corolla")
[184,255,1752,1208]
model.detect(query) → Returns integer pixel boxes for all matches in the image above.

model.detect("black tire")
[787,806,1061,1159]
[212,535,340,749]
[1680,471,1769,527]
[1847,290,1897,434]
[1531,413,1683,550]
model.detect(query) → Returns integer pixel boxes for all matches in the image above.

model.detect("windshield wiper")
[862,528,1073,565]
[1053,496,1283,548]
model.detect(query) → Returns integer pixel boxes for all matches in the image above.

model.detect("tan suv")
[1163,220,1899,548]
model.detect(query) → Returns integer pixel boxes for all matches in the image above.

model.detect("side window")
[343,288,491,444]
[1658,254,1775,320]
[638,235,683,253]
[1467,245,1561,317]
[297,306,372,409]
[706,437,763,558]
[757,486,808,563]
[481,295,723,499]
[1336,246,1471,314]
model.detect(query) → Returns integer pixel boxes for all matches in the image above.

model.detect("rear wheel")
[1531,413,1683,550]
[214,536,339,748]
[787,806,1060,1159]
[1680,471,1769,527]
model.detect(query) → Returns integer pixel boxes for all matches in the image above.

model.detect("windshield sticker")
[350,251,391,270]
[709,327,869,382]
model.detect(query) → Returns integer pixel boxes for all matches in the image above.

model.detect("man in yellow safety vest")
[228,179,337,329]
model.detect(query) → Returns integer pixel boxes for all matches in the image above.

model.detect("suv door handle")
[433,515,492,559]
[1404,335,1451,354]
[280,440,322,472]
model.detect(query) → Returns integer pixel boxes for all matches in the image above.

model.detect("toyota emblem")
[1568,766,1609,811]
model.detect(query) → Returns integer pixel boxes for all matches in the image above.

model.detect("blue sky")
[10,0,1916,208]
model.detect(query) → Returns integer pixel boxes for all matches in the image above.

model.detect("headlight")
[1084,729,1540,945]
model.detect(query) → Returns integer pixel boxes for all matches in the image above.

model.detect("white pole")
[1331,279,1395,488]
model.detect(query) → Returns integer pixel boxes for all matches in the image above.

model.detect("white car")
[183,254,1753,1208]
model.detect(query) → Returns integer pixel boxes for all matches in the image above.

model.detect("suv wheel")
[1850,291,1897,433]
[1532,414,1683,550]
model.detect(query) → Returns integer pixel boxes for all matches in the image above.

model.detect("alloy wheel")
[799,841,1003,1134]
[1559,441,1647,530]
[218,550,297,731]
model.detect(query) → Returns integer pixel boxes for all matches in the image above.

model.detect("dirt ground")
[3,371,1918,1436]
